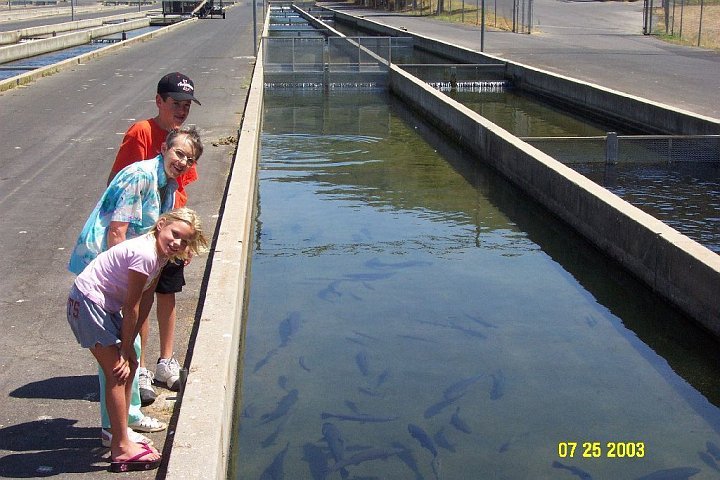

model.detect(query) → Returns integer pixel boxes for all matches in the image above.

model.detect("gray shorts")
[67,284,122,349]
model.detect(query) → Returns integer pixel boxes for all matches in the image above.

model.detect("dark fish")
[408,424,438,458]
[278,375,289,391]
[299,356,311,372]
[551,461,592,480]
[698,451,720,471]
[241,403,256,418]
[433,428,456,453]
[450,407,471,434]
[708,441,720,461]
[260,419,285,449]
[259,389,298,425]
[375,369,390,389]
[448,322,487,339]
[443,375,482,401]
[259,442,289,480]
[634,467,701,480]
[396,334,436,343]
[365,257,432,269]
[254,348,278,373]
[318,281,342,301]
[344,400,361,414]
[391,442,424,480]
[301,443,328,480]
[463,313,497,328]
[326,447,404,473]
[358,387,385,398]
[279,311,300,348]
[343,272,395,282]
[490,371,505,400]
[352,330,380,341]
[355,351,370,376]
[346,337,370,347]
[321,412,399,423]
[322,422,345,463]
[423,394,464,419]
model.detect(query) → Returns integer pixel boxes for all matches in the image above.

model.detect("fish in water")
[552,461,592,480]
[433,428,456,453]
[261,418,287,449]
[355,351,370,376]
[463,313,497,329]
[365,257,432,269]
[707,441,720,461]
[423,393,465,419]
[279,311,300,348]
[698,451,720,471]
[490,370,505,400]
[634,467,701,480]
[450,407,471,434]
[391,442,424,480]
[326,447,405,473]
[321,412,399,423]
[318,281,342,301]
[254,348,278,374]
[443,375,482,401]
[259,442,290,480]
[322,422,345,463]
[299,356,311,372]
[408,424,438,458]
[258,389,298,425]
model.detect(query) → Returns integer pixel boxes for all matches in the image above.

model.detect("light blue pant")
[99,335,143,429]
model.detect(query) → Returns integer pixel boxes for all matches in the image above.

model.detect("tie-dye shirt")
[68,155,177,275]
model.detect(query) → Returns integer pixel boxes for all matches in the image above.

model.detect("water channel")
[230,88,720,479]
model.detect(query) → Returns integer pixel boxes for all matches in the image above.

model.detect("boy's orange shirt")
[111,118,198,208]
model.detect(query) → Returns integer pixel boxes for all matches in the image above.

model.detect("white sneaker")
[101,427,153,448]
[128,415,167,433]
[155,357,181,392]
[138,367,157,406]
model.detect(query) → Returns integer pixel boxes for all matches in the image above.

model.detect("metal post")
[697,0,704,46]
[480,0,485,51]
[252,0,257,55]
[70,0,74,21]
[606,132,618,164]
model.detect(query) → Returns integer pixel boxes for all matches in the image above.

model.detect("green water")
[230,89,720,479]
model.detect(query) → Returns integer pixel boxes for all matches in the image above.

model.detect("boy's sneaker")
[155,357,181,391]
[138,367,157,406]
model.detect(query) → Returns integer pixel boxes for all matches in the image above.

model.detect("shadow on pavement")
[9,375,98,401]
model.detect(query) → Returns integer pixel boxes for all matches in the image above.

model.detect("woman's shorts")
[67,284,122,349]
[155,258,186,294]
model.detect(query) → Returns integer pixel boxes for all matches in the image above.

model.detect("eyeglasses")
[173,149,196,166]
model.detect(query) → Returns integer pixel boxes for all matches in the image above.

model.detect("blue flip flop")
[109,444,161,473]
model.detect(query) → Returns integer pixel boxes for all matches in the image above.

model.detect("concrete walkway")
[326,0,720,119]
[0,2,257,478]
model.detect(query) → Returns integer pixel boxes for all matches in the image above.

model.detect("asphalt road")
[334,0,720,118]
[0,2,257,478]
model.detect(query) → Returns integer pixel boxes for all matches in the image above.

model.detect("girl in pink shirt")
[66,208,207,472]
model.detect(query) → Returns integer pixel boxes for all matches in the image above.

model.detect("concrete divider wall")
[329,9,720,136]
[0,18,195,93]
[0,17,150,64]
[388,64,720,335]
[163,15,265,480]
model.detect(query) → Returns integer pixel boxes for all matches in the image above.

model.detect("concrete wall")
[0,18,193,93]
[0,17,151,64]
[388,64,720,335]
[0,12,148,45]
[330,9,720,136]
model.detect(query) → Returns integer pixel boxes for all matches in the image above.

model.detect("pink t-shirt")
[74,234,165,313]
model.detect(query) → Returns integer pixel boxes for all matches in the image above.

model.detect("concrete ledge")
[328,8,720,136]
[0,17,195,93]
[388,64,720,334]
[0,17,150,63]
[163,18,264,480]
[0,12,149,45]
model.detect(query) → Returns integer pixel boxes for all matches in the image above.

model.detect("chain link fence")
[354,0,533,33]
[643,0,720,49]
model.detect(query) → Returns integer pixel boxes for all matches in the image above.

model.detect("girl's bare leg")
[91,344,161,462]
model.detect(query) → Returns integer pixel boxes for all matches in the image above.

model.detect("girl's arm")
[107,221,129,249]
[114,269,148,381]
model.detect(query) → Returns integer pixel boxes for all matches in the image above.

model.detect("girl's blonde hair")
[152,207,209,261]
